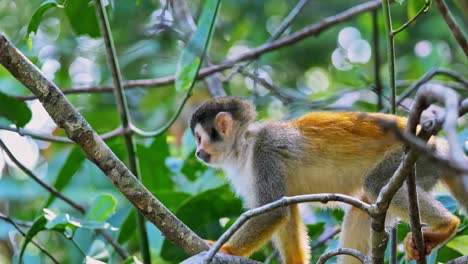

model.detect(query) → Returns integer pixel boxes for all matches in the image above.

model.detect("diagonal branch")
[0,33,208,256]
[15,0,383,101]
[434,0,468,56]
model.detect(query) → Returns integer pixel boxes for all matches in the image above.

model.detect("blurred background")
[0,0,466,263]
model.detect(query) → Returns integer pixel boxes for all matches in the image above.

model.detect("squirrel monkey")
[189,97,465,264]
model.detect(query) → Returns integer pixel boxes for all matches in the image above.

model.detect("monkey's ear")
[215,112,234,137]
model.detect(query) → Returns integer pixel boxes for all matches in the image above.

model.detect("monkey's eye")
[196,134,201,144]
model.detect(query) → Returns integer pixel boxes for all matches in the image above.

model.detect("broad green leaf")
[446,235,468,255]
[137,134,173,193]
[117,210,137,244]
[86,194,117,222]
[26,0,62,37]
[45,147,85,207]
[161,185,242,261]
[175,0,221,92]
[0,91,32,128]
[19,215,47,262]
[181,150,208,181]
[154,191,191,212]
[407,0,418,20]
[307,222,325,241]
[64,0,100,37]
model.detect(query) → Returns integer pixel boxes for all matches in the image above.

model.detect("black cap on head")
[189,97,256,138]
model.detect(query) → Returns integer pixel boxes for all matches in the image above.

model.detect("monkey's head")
[189,97,256,167]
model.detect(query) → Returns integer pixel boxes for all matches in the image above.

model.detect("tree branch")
[0,33,208,256]
[93,1,151,262]
[317,248,371,264]
[434,0,468,56]
[0,213,59,264]
[205,194,371,262]
[15,0,383,101]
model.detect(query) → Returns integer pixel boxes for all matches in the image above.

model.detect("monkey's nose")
[196,149,211,162]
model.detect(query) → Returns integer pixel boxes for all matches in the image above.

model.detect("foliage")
[0,0,466,263]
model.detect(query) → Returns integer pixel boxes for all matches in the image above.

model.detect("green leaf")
[0,91,32,128]
[117,210,137,244]
[26,0,63,37]
[396,0,405,4]
[307,222,325,241]
[161,185,242,261]
[175,0,221,92]
[446,235,468,255]
[64,0,100,37]
[181,150,208,181]
[137,134,173,193]
[45,147,85,207]
[407,0,418,20]
[154,191,191,212]
[19,215,47,262]
[86,194,117,222]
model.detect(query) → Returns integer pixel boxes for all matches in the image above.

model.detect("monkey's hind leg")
[337,195,371,264]
[273,204,310,264]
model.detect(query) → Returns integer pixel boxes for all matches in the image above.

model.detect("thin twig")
[392,1,430,35]
[381,0,396,113]
[0,125,125,144]
[434,0,468,56]
[0,139,85,213]
[316,248,371,264]
[372,10,383,110]
[15,0,383,101]
[389,226,397,264]
[406,167,427,264]
[311,227,341,250]
[0,213,60,264]
[204,194,372,263]
[93,1,151,262]
[0,138,129,259]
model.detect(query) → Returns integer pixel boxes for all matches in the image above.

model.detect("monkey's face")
[192,112,235,168]
[193,124,222,167]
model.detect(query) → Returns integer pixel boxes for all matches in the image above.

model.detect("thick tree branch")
[0,34,208,256]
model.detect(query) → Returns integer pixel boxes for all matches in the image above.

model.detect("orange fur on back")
[292,112,407,162]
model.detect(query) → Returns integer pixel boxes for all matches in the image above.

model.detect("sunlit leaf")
[64,0,100,37]
[86,193,117,222]
[0,91,32,128]
[175,0,221,92]
[26,0,63,37]
[446,235,468,255]
[45,147,85,207]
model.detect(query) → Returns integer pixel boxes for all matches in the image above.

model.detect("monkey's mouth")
[196,149,211,163]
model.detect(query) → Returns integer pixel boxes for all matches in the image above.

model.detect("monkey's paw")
[403,233,436,261]
[205,240,235,255]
